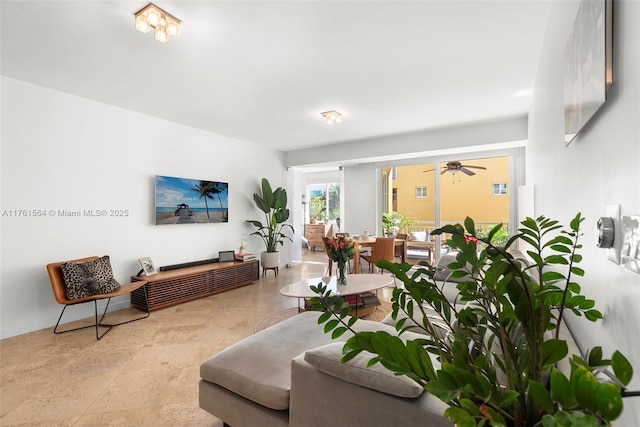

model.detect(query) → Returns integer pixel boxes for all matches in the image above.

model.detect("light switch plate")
[606,204,621,264]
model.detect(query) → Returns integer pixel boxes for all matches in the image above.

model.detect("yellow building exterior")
[384,156,510,229]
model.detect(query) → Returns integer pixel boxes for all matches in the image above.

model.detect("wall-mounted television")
[155,175,228,225]
[564,0,613,145]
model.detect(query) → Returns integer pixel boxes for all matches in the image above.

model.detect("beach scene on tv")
[155,175,229,225]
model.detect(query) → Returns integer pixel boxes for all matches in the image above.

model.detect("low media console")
[131,260,259,311]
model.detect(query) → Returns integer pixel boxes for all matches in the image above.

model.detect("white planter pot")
[261,251,279,269]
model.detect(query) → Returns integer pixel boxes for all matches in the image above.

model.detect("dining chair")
[394,233,408,261]
[360,237,395,273]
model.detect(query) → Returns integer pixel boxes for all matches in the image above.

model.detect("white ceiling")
[1,1,550,152]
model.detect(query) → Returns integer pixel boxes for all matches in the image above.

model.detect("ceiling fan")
[423,161,487,176]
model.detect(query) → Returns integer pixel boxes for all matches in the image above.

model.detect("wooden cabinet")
[305,223,332,250]
[130,260,259,311]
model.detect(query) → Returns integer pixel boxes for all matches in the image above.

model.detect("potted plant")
[382,211,399,236]
[246,178,294,269]
[312,214,634,426]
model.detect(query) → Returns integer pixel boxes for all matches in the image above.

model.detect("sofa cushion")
[200,311,351,411]
[61,255,120,299]
[304,342,424,398]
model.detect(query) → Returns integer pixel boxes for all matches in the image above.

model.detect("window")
[493,183,507,196]
[415,187,427,198]
[391,167,397,181]
[309,182,340,220]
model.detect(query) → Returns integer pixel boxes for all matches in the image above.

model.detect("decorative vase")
[337,262,347,287]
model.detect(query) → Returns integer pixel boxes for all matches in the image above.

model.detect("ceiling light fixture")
[321,110,342,125]
[135,3,180,43]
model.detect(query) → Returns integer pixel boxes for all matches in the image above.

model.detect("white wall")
[0,77,287,339]
[342,164,379,237]
[528,1,640,424]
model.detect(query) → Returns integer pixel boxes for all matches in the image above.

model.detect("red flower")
[324,235,357,262]
[464,235,479,244]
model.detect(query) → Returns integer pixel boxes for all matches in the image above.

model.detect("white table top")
[279,274,395,298]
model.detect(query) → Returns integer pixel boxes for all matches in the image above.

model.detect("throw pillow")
[304,342,424,398]
[434,253,470,283]
[61,256,121,300]
[409,231,428,242]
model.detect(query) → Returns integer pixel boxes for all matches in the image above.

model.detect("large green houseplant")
[246,178,294,268]
[311,214,634,426]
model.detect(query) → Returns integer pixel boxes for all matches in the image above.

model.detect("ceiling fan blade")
[422,168,436,173]
[461,165,487,170]
[441,169,448,175]
[460,167,476,176]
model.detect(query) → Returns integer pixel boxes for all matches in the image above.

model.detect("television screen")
[155,175,229,225]
[563,0,612,145]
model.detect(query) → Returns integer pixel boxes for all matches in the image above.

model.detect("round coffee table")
[280,274,396,316]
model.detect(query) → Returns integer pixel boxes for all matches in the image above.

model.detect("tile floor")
[0,251,393,426]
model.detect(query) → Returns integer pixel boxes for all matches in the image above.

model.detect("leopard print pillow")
[61,256,121,300]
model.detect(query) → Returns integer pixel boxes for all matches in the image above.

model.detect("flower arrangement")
[324,235,357,286]
[324,235,357,263]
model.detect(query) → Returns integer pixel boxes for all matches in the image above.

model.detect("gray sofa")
[199,253,580,426]
[199,310,451,427]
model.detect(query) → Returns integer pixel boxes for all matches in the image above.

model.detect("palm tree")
[193,181,215,220]
[208,182,228,221]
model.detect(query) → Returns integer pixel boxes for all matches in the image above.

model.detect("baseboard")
[0,299,132,340]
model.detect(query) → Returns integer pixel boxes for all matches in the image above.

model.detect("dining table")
[352,236,406,274]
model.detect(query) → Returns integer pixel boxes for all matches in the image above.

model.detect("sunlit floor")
[0,250,395,426]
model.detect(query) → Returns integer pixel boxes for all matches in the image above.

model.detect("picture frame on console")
[218,251,235,263]
[138,257,158,276]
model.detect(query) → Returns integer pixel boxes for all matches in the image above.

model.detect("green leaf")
[444,407,475,427]
[570,266,585,277]
[426,379,457,402]
[542,271,566,283]
[568,411,601,427]
[464,217,476,236]
[587,347,603,366]
[612,351,633,386]
[529,380,555,414]
[573,366,600,411]
[570,213,584,232]
[550,244,571,253]
[543,339,569,368]
[331,326,348,339]
[458,398,481,416]
[324,319,339,333]
[546,255,569,265]
[584,309,603,322]
[317,311,331,324]
[550,368,576,409]
[499,390,519,408]
[595,382,623,420]
[541,414,557,427]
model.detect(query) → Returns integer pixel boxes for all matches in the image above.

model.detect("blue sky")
[155,175,228,209]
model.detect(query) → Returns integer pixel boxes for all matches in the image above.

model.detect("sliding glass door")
[383,155,512,263]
